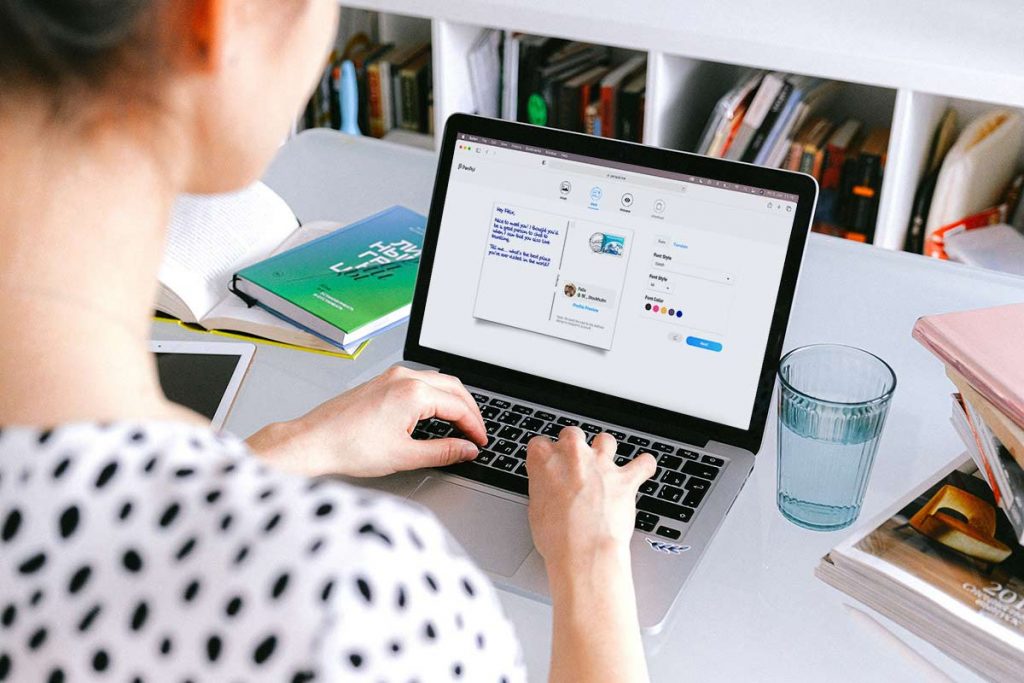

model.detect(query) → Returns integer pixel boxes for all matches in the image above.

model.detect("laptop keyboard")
[412,389,727,542]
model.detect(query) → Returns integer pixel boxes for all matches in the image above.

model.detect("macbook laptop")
[377,114,816,632]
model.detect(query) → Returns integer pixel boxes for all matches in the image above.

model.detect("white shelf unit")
[335,0,1024,261]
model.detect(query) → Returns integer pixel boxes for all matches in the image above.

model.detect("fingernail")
[460,443,479,461]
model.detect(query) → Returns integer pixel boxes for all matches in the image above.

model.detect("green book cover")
[233,205,426,344]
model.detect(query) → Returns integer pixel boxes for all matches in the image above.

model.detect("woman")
[0,1,656,681]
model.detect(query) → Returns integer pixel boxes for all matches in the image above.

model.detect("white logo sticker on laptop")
[645,538,691,555]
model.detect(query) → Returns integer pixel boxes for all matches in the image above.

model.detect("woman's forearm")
[546,543,649,683]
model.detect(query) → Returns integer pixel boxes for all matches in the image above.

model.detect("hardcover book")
[232,206,426,348]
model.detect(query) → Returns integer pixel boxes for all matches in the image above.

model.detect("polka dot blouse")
[0,423,526,682]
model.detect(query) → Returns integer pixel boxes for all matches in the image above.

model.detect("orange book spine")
[600,86,616,138]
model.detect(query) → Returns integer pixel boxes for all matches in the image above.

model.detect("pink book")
[913,303,1024,427]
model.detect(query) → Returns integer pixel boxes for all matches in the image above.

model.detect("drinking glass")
[776,344,897,531]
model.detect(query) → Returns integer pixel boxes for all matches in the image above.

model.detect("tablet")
[149,340,255,430]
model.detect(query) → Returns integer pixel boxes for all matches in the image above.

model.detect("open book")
[157,182,362,355]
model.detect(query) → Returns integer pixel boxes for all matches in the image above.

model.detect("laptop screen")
[418,131,801,431]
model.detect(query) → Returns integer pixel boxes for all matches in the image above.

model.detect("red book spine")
[600,86,616,138]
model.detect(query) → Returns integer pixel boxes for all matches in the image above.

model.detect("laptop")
[376,114,816,632]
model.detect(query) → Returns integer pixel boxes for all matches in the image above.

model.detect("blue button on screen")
[686,336,723,352]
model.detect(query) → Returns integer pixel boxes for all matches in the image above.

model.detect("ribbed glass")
[776,344,896,531]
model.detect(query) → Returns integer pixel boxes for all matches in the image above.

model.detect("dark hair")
[0,0,155,93]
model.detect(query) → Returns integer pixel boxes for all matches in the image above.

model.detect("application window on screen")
[421,134,798,430]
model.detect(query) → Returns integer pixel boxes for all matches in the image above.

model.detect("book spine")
[742,80,793,163]
[367,63,384,138]
[557,81,580,132]
[400,70,418,131]
[618,90,641,143]
[600,85,616,138]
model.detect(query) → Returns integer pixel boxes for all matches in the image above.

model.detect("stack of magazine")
[817,303,1024,682]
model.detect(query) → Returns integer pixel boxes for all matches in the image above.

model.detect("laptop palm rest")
[410,476,533,577]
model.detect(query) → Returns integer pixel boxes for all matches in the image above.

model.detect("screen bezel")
[149,340,255,430]
[405,114,816,453]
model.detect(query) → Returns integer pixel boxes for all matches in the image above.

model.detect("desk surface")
[156,130,1024,682]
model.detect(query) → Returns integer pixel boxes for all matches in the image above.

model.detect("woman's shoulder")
[0,421,525,681]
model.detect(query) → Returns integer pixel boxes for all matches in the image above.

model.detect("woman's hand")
[246,365,487,478]
[526,427,656,683]
[527,428,656,570]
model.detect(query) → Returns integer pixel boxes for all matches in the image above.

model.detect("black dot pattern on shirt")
[253,635,277,664]
[2,509,22,542]
[122,549,143,572]
[58,505,80,539]
[0,423,524,682]
[68,566,91,594]
[94,461,118,489]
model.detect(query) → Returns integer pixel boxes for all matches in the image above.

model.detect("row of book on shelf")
[303,34,434,138]
[695,70,888,243]
[298,29,1024,271]
[903,108,1024,274]
[818,303,1024,682]
[157,182,423,359]
[299,29,650,145]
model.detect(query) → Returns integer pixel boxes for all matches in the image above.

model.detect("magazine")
[818,456,1024,682]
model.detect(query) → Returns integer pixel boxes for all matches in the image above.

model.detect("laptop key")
[683,461,719,480]
[683,488,707,508]
[556,416,580,427]
[443,461,527,496]
[580,422,602,434]
[512,404,534,415]
[651,441,675,453]
[493,455,518,472]
[657,485,685,503]
[534,411,557,422]
[639,480,659,495]
[471,392,490,405]
[476,450,496,465]
[637,496,694,523]
[519,417,544,432]
[614,456,630,467]
[657,454,683,471]
[426,421,452,437]
[678,448,700,460]
[605,429,626,441]
[515,462,528,477]
[661,470,686,487]
[647,466,665,482]
[656,526,681,540]
[480,405,501,420]
[498,425,523,441]
[494,440,518,455]
[513,446,527,459]
[541,423,563,438]
[685,477,711,492]
[484,420,501,434]
[635,512,658,532]
[702,455,725,467]
[627,435,651,447]
[616,442,636,456]
[497,411,523,426]
[489,398,511,409]
[519,433,536,444]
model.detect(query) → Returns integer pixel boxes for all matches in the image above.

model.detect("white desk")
[155,130,1024,682]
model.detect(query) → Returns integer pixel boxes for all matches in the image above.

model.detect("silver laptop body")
[368,115,816,632]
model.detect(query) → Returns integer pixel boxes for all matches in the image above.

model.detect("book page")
[158,181,298,322]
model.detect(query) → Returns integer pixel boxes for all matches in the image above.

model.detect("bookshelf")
[331,0,1024,261]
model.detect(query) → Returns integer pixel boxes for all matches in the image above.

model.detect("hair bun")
[0,0,151,83]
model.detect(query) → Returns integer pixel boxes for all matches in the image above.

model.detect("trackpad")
[410,476,534,577]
